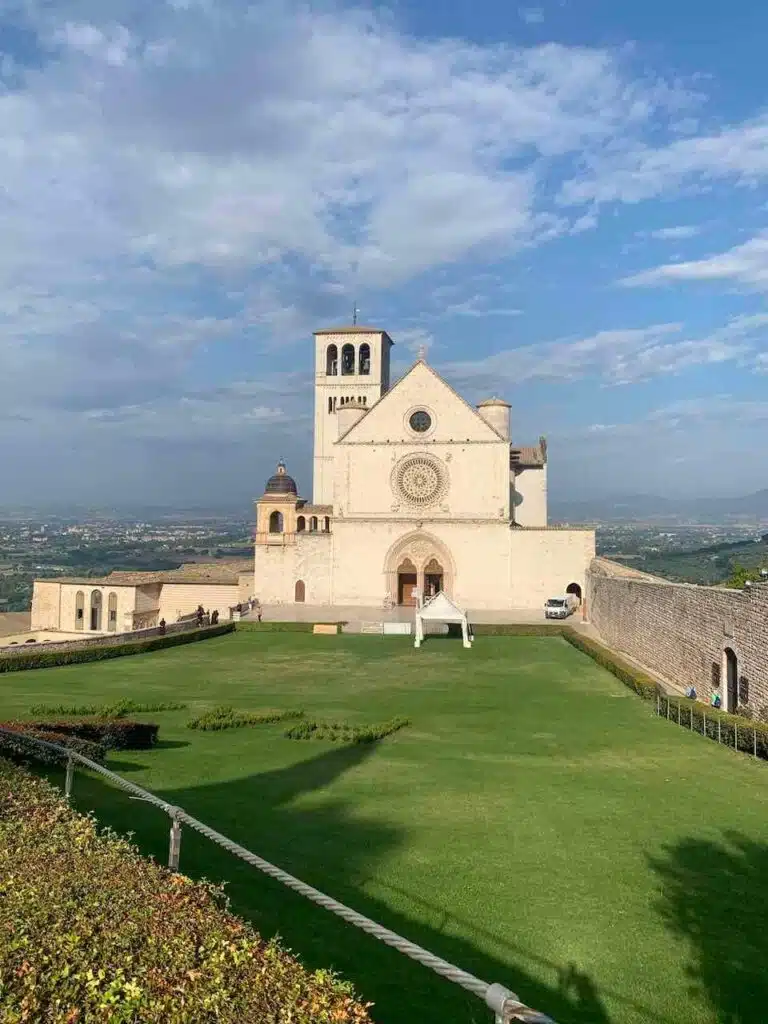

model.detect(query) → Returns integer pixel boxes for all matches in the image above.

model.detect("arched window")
[309,516,318,532]
[75,590,85,631]
[295,580,306,603]
[90,590,102,631]
[359,343,370,375]
[269,510,284,534]
[297,516,306,532]
[326,344,338,375]
[362,396,367,406]
[107,592,118,632]
[333,396,337,410]
[323,516,330,532]
[328,397,333,414]
[341,343,355,375]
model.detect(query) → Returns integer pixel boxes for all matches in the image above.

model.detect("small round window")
[409,410,432,433]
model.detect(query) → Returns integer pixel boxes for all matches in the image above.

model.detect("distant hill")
[551,489,768,524]
[614,535,768,585]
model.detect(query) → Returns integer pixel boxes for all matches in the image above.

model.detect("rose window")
[394,456,446,506]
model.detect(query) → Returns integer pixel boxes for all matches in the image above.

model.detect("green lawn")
[3,631,768,1024]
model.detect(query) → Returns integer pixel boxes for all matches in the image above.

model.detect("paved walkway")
[243,604,600,637]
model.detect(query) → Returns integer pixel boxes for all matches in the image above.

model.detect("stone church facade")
[254,326,595,611]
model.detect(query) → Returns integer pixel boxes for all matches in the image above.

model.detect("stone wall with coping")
[587,558,768,714]
[0,617,211,659]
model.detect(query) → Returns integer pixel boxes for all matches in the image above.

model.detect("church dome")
[264,460,297,495]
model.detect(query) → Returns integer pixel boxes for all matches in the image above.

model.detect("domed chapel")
[254,326,595,611]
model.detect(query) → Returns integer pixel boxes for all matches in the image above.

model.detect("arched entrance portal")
[397,559,418,607]
[384,532,455,608]
[566,582,582,604]
[724,647,738,712]
[294,580,306,603]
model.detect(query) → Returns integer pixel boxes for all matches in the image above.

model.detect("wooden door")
[398,573,418,606]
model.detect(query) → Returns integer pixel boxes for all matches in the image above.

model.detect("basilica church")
[254,326,595,611]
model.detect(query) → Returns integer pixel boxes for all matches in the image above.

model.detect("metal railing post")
[64,756,74,800]
[168,808,182,872]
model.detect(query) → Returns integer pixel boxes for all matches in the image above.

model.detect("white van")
[544,595,578,619]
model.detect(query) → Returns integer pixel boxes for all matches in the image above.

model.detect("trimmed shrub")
[23,718,159,750]
[470,623,571,636]
[187,706,305,731]
[29,698,187,717]
[561,629,661,700]
[561,628,768,760]
[235,621,347,633]
[0,723,106,765]
[0,760,373,1024]
[285,717,410,744]
[0,622,234,673]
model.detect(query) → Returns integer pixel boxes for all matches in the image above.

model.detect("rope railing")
[0,727,556,1024]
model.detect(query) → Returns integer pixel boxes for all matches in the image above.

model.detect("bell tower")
[312,326,393,505]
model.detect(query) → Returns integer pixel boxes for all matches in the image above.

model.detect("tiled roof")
[510,444,546,468]
[37,560,253,587]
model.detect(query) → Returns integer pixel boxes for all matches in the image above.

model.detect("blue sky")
[1,0,767,508]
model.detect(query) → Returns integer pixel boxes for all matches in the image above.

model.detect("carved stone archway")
[384,531,455,606]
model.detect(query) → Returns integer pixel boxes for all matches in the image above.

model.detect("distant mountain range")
[551,489,768,524]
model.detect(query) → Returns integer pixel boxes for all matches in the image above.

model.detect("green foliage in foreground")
[29,698,187,717]
[187,706,306,731]
[0,760,372,1024]
[284,717,411,743]
[0,622,235,673]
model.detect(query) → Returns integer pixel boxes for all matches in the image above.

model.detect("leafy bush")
[0,760,372,1024]
[187,706,305,731]
[29,699,187,717]
[23,718,159,750]
[285,717,410,744]
[0,723,106,765]
[0,622,234,673]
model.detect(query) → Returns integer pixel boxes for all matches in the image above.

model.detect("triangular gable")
[417,592,468,622]
[338,360,504,444]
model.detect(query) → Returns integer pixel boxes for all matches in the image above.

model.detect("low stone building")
[28,561,253,639]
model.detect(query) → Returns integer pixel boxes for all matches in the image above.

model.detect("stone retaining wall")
[587,558,768,713]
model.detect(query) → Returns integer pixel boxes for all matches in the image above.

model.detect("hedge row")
[0,760,372,1023]
[187,706,305,731]
[0,622,235,673]
[285,717,410,744]
[0,725,106,765]
[29,699,186,717]
[235,621,347,633]
[561,628,768,759]
[469,622,574,636]
[20,718,160,750]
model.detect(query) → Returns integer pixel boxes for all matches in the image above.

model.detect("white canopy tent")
[414,592,473,649]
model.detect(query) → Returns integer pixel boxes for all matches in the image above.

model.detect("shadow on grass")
[61,744,613,1024]
[152,739,191,750]
[651,831,768,1024]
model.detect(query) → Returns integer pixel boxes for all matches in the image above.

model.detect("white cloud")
[620,233,768,290]
[646,225,701,240]
[439,313,767,390]
[560,114,768,206]
[519,7,545,24]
